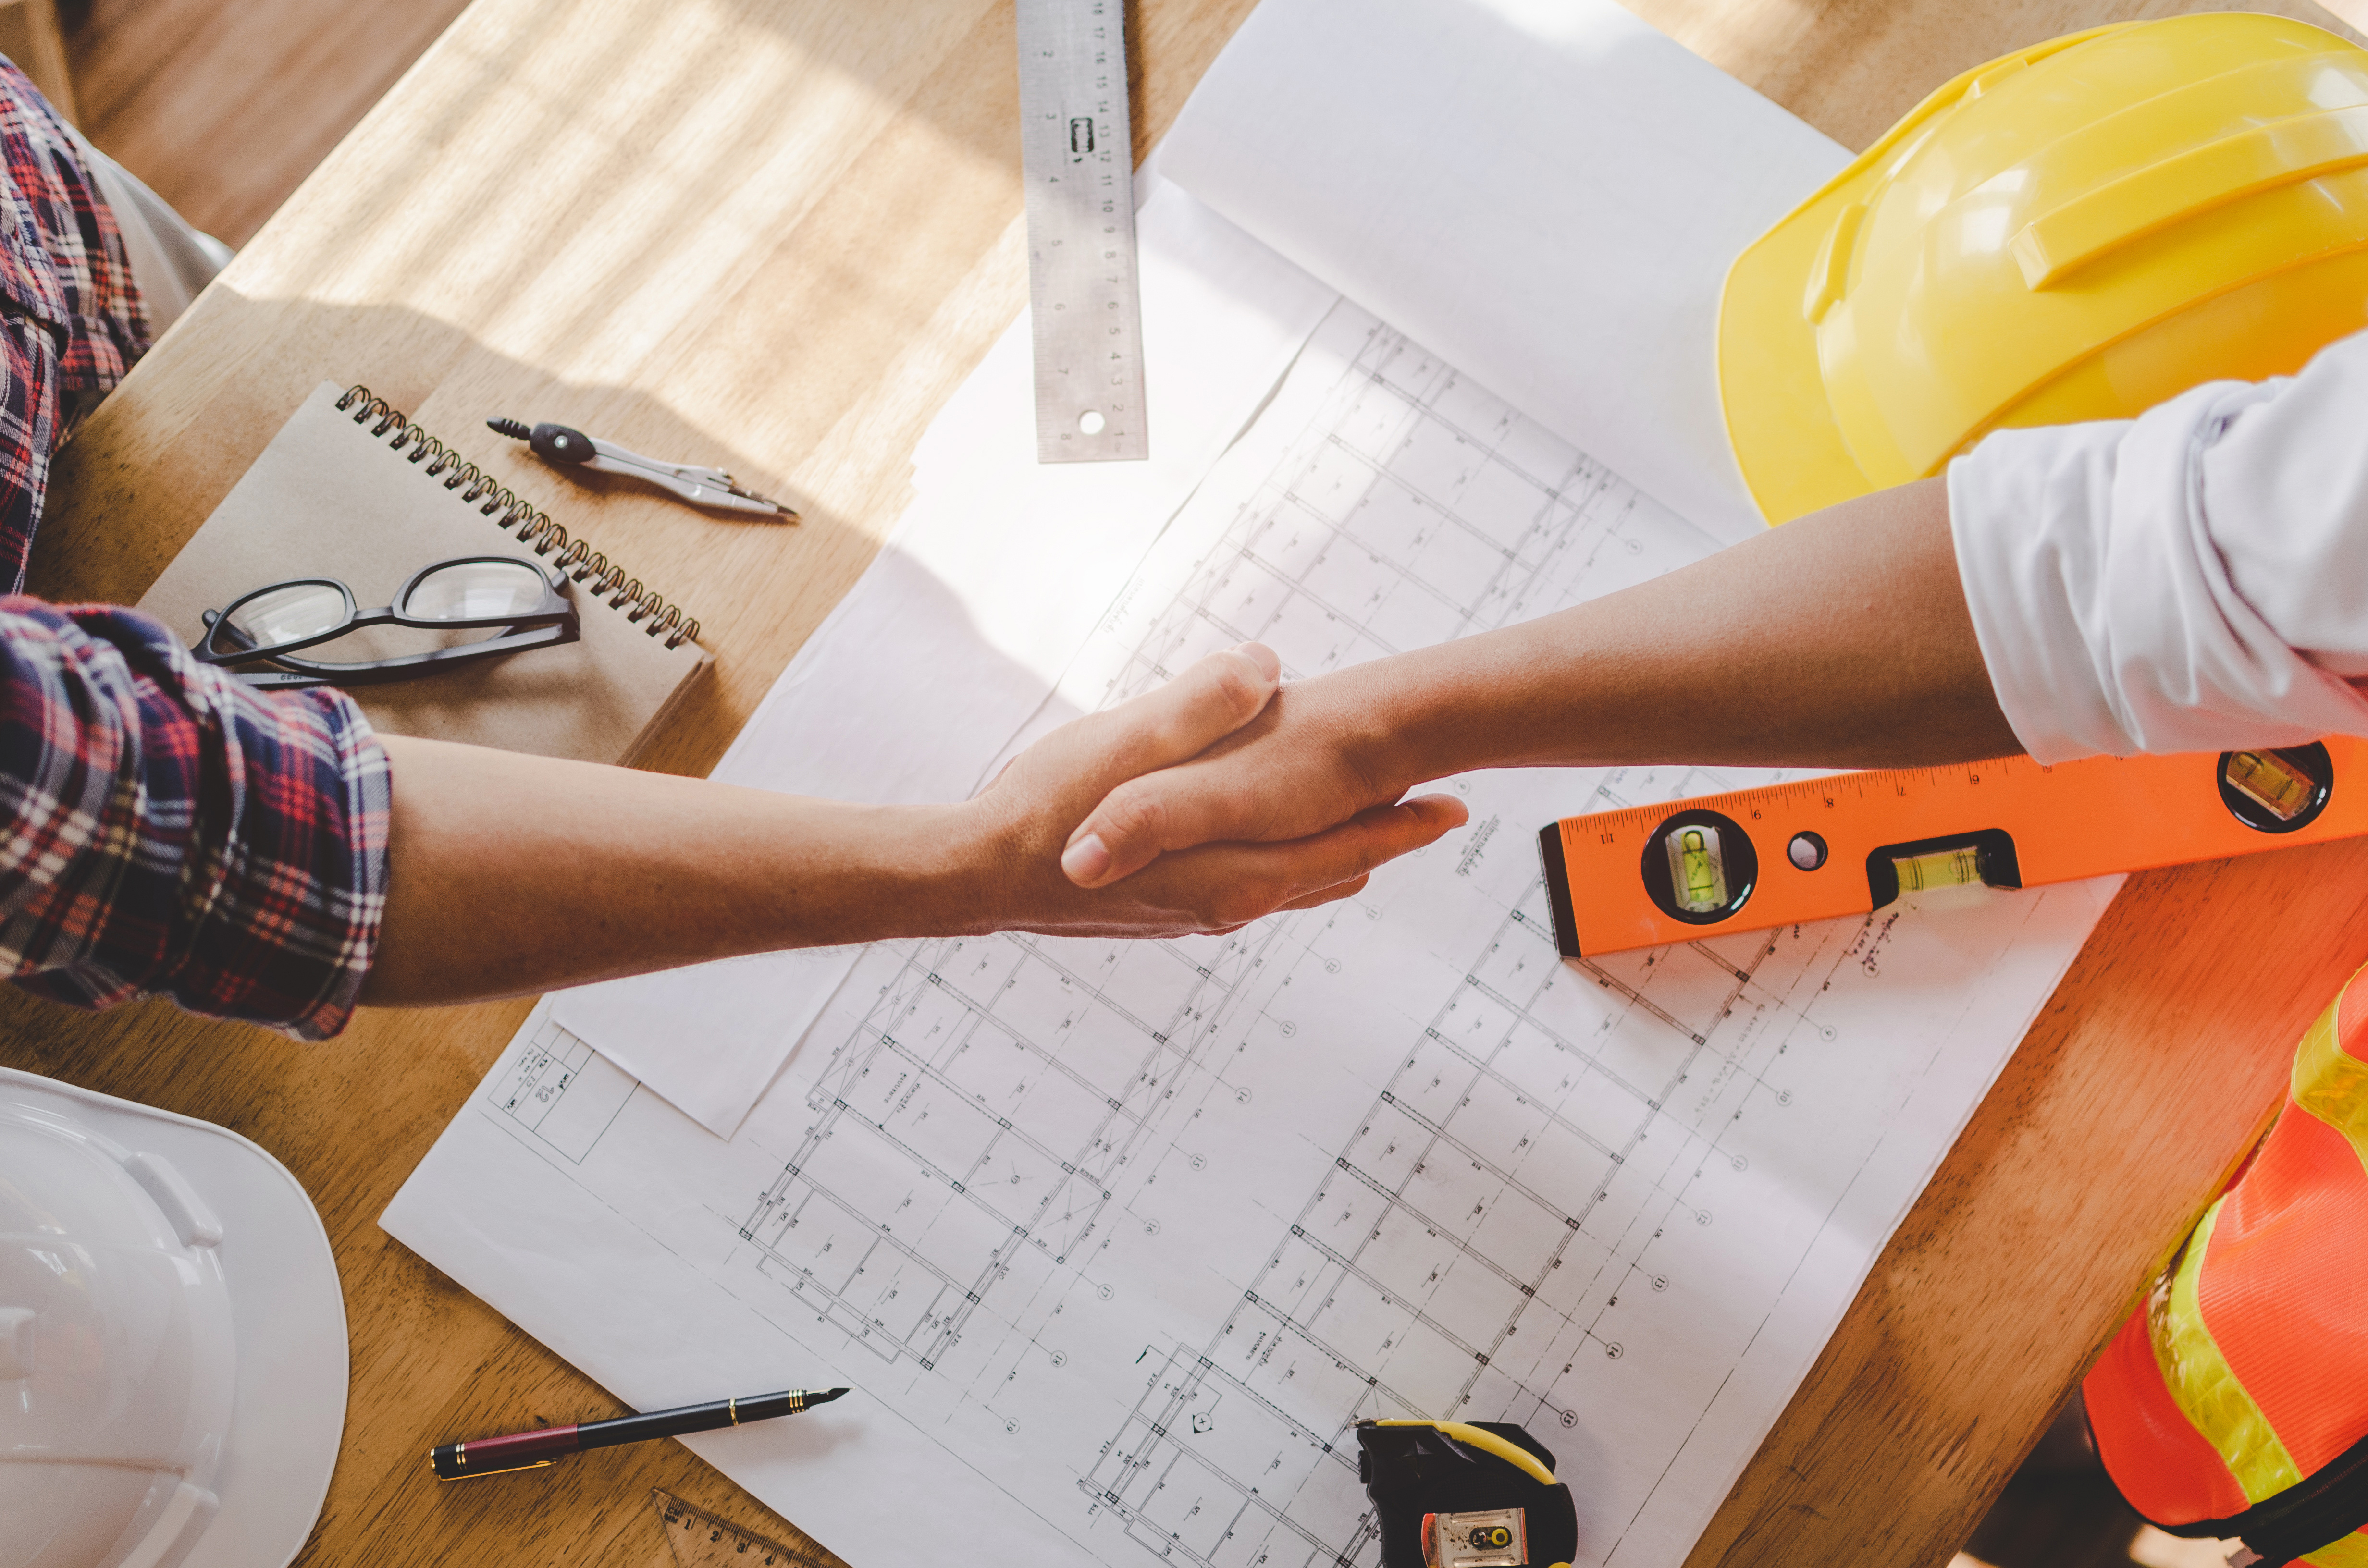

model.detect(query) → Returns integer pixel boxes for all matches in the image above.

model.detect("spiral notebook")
[138,381,712,765]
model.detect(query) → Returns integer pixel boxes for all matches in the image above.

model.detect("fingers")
[1278,794,1466,900]
[1059,642,1280,884]
[1273,874,1370,913]
[1186,794,1467,926]
[1064,765,1257,889]
[1101,641,1279,780]
[1025,795,1465,943]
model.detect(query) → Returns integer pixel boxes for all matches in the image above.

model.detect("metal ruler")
[1016,0,1149,462]
[651,1488,831,1568]
[1538,738,2368,957]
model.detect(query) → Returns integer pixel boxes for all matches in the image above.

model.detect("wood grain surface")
[0,0,77,126]
[64,0,476,245]
[6,1,2365,1565]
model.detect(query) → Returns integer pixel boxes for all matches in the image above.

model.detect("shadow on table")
[32,289,922,782]
[2,278,1075,1565]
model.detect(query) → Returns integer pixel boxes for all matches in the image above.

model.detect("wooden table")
[9,0,2367,1564]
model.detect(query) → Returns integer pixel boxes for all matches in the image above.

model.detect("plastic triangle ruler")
[1016,0,1148,462]
[651,1488,831,1568]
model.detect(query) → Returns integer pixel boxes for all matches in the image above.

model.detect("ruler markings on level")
[1544,739,2368,957]
[1017,0,1148,463]
[1578,760,2053,836]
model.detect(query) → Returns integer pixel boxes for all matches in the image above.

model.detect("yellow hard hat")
[1721,13,2368,524]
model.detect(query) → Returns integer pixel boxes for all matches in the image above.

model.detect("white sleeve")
[1946,327,2368,763]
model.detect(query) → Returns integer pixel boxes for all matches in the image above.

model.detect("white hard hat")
[0,1068,346,1568]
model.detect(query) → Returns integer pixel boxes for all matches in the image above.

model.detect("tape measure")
[1537,739,2368,958]
[651,1488,829,1568]
[1357,1420,1577,1568]
[1016,0,1148,463]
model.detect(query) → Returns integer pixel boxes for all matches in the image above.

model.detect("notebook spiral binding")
[335,385,700,650]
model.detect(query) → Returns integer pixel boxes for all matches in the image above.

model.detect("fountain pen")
[430,1386,848,1479]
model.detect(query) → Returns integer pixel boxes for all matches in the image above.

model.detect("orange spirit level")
[1537,739,2368,958]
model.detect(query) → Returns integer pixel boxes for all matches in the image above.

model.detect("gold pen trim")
[439,1458,556,1481]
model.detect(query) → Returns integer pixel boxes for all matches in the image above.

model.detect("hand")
[1056,658,1429,892]
[965,644,1464,934]
[365,644,1461,1008]
[364,479,1998,1008]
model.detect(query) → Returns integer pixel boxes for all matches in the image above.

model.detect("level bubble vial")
[1670,827,1727,912]
[1891,846,1986,894]
[2227,750,2313,818]
[1639,808,1757,926]
[2219,744,2331,833]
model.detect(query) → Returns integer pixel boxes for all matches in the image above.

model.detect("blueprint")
[543,0,1854,1134]
[384,303,2115,1568]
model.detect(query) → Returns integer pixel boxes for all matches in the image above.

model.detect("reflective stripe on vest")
[2086,972,2368,1567]
[2309,1533,2368,1568]
[2146,1197,2304,1501]
[2294,999,2368,1172]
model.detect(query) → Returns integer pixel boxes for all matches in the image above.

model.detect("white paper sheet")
[390,301,2120,1568]
[396,11,2123,1563]
[550,183,1339,1134]
[1160,0,1850,542]
[562,0,1853,1130]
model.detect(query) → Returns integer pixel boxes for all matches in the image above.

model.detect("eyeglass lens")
[223,582,347,652]
[401,559,552,622]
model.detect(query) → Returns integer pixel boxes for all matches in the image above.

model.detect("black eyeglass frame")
[193,555,580,691]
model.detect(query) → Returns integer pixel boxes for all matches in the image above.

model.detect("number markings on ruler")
[1017,0,1148,463]
[651,1487,829,1568]
[1579,763,2028,842]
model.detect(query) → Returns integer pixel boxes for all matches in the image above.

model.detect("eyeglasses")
[193,556,580,690]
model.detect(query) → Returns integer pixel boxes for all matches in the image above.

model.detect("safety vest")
[2085,963,2368,1567]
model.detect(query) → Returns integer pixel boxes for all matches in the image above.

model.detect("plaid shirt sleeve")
[0,597,391,1039]
[0,59,148,592]
[0,67,392,1036]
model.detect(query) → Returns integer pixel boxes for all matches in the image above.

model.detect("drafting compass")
[488,416,799,519]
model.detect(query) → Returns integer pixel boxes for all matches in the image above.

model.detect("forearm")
[1342,478,2018,786]
[362,644,1463,1009]
[362,735,986,1005]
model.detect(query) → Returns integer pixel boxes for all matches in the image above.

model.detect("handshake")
[367,483,2013,1005]
[364,637,1471,1007]
[966,641,1467,939]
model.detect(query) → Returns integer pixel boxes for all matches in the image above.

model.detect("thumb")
[1070,641,1281,797]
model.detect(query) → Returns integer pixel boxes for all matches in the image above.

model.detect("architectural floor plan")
[386,304,2112,1568]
